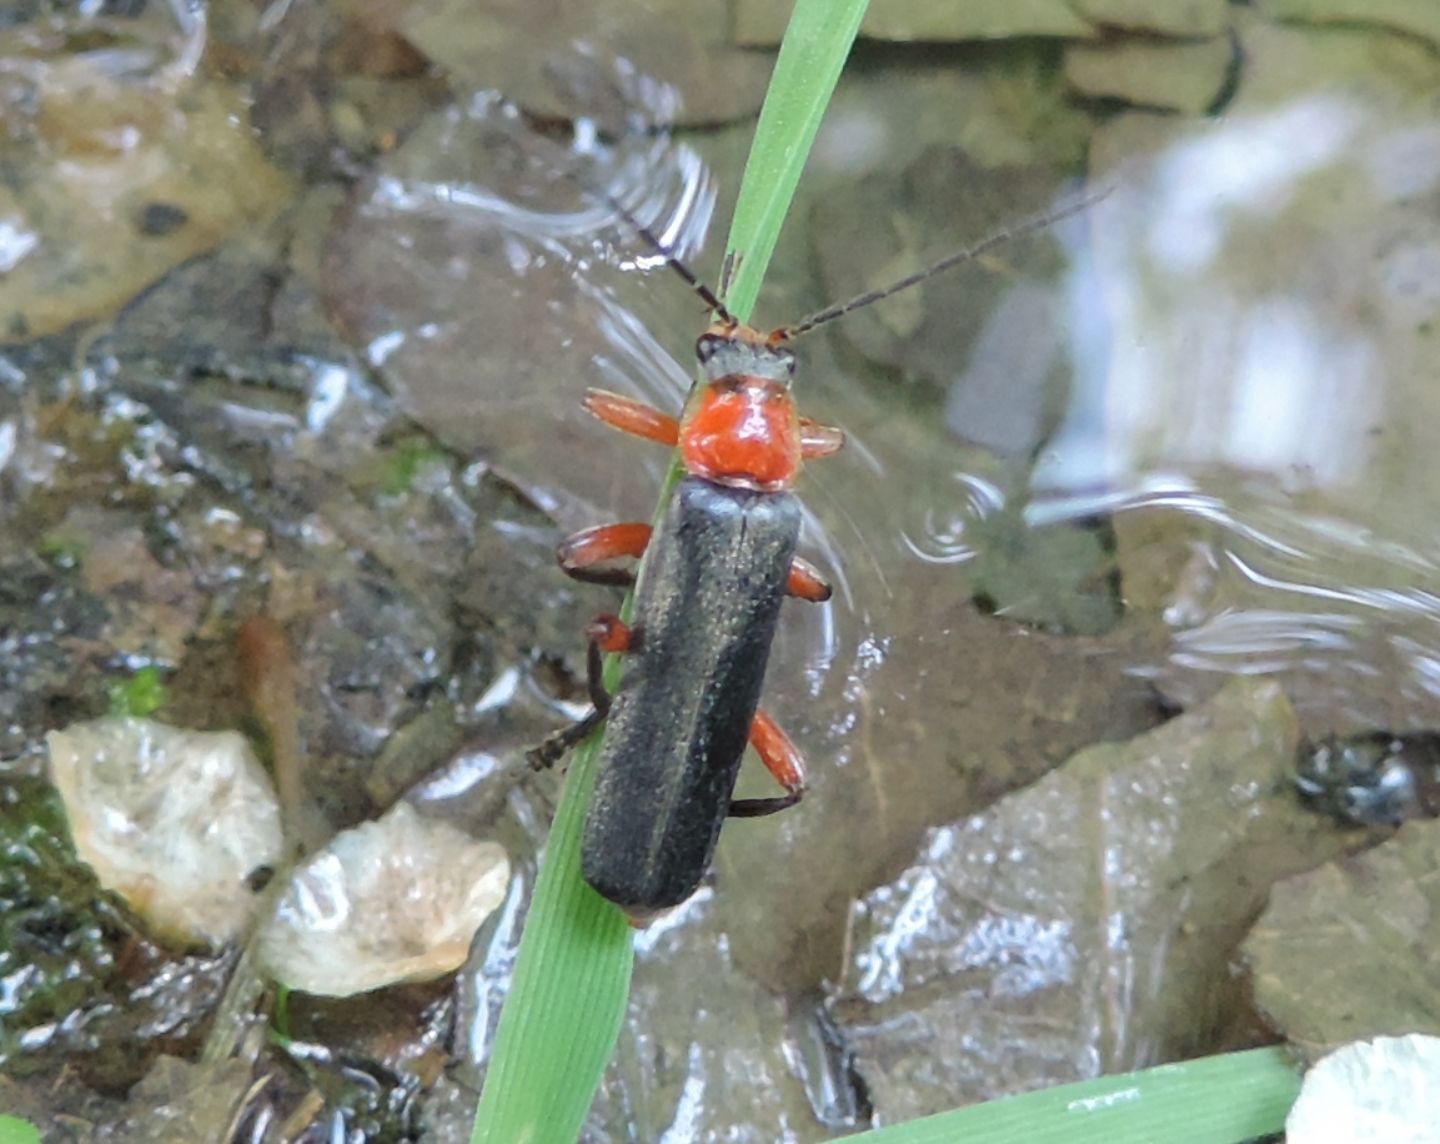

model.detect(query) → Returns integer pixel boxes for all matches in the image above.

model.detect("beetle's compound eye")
[695,332,724,363]
[777,346,797,376]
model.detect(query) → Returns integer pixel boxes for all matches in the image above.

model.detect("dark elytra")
[581,475,801,913]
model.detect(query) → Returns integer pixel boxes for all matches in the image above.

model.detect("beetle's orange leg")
[586,614,634,654]
[584,389,680,447]
[558,523,652,586]
[800,418,844,460]
[787,555,832,603]
[729,708,806,817]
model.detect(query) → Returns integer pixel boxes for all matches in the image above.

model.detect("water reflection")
[323,80,724,535]
[1017,87,1440,728]
[899,470,1005,565]
[1147,96,1364,271]
[366,91,717,255]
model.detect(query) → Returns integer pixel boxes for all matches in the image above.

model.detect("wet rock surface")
[831,680,1353,1120]
[1075,0,1230,36]
[586,895,854,1142]
[1296,731,1440,827]
[714,590,1161,995]
[0,2,290,342]
[5,0,1440,1138]
[734,0,1096,45]
[1259,0,1440,48]
[401,0,771,129]
[1244,820,1440,1059]
[0,777,232,1093]
[320,92,710,531]
[1064,35,1236,114]
[809,150,1077,425]
[737,0,1234,45]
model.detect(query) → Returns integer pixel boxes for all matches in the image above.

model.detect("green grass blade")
[853,1048,1302,1143]
[470,7,867,1141]
[469,740,632,1144]
[721,0,870,323]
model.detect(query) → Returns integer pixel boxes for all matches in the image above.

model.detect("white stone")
[47,717,284,946]
[258,802,510,996]
[1287,1035,1440,1142]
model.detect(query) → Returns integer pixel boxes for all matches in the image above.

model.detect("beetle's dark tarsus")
[527,641,610,771]
[728,792,803,818]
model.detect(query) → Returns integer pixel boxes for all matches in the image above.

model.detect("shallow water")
[3,0,1440,1139]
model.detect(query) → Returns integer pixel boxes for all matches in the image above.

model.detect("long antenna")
[775,185,1111,342]
[594,186,737,327]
